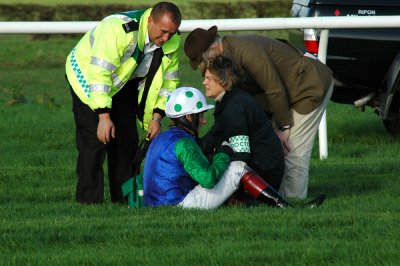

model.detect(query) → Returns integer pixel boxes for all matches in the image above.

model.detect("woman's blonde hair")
[201,55,239,91]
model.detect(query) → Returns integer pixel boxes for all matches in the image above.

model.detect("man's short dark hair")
[151,2,181,26]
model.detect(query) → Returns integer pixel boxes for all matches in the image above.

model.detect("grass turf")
[0,32,400,265]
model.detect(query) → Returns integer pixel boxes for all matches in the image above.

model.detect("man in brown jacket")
[184,26,333,199]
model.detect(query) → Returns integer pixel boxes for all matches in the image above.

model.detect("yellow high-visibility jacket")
[65,8,180,130]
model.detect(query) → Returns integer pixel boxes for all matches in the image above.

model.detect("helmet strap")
[192,113,200,131]
[171,114,200,138]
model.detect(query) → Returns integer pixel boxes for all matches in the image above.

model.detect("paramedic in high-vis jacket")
[65,2,181,204]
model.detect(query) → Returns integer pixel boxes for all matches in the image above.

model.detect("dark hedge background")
[0,1,291,21]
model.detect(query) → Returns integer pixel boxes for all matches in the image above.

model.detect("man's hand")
[97,113,115,144]
[147,114,162,140]
[276,129,291,155]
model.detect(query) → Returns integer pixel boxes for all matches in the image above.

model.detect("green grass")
[1,32,400,265]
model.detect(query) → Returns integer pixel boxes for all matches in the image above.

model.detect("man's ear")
[185,114,193,122]
[211,43,222,54]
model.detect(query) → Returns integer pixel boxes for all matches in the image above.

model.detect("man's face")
[148,14,179,46]
[199,112,206,129]
[186,112,206,132]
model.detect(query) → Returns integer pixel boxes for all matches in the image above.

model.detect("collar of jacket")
[214,87,240,115]
[170,125,198,141]
[138,8,180,56]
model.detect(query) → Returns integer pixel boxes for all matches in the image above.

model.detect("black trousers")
[69,79,139,204]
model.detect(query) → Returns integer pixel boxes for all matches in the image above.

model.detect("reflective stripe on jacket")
[65,8,180,130]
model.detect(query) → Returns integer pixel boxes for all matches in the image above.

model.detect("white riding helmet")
[166,87,214,118]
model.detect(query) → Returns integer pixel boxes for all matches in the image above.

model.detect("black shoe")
[303,194,326,208]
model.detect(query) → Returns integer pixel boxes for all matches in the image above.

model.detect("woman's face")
[202,69,225,99]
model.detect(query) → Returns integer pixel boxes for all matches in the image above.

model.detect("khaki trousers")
[279,81,333,199]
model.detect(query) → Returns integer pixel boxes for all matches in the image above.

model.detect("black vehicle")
[291,0,400,135]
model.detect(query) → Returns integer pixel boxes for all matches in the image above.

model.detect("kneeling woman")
[200,55,285,191]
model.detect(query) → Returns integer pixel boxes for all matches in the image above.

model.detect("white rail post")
[317,29,330,160]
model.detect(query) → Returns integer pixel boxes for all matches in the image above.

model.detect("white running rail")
[2,16,400,159]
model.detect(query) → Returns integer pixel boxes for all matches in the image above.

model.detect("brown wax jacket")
[222,35,333,128]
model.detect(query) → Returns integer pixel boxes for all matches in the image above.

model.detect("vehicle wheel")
[383,116,400,137]
[383,92,400,136]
